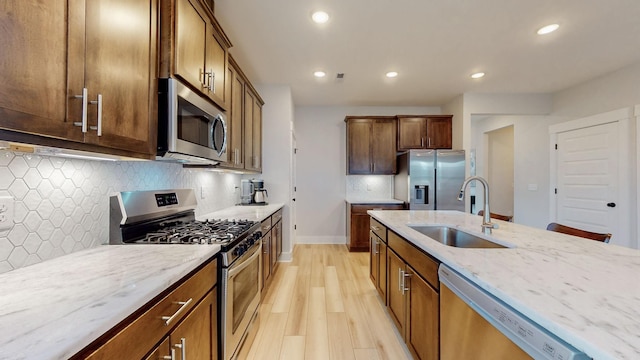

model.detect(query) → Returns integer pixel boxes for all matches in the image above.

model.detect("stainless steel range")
[109,189,262,360]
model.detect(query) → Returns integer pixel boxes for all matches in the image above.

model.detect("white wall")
[294,106,440,244]
[487,125,514,216]
[256,84,295,260]
[472,115,569,228]
[552,61,640,117]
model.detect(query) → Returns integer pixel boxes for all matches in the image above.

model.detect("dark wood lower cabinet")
[347,203,404,252]
[381,227,440,360]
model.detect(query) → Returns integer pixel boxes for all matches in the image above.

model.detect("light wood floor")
[243,244,412,360]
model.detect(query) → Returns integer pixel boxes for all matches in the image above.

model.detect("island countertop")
[368,210,640,360]
[0,244,220,360]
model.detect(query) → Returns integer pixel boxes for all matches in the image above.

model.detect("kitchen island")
[369,210,640,360]
[0,244,220,360]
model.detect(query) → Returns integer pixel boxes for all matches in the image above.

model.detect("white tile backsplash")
[0,150,244,274]
[345,175,394,200]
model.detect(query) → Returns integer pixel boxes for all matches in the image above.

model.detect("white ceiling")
[214,0,640,107]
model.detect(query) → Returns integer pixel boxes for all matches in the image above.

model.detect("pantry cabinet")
[0,0,158,159]
[386,230,440,360]
[346,116,397,174]
[74,258,218,360]
[172,0,230,109]
[397,115,453,150]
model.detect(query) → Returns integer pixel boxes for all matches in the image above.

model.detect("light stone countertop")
[345,198,404,205]
[197,203,285,222]
[0,244,220,360]
[368,210,640,360]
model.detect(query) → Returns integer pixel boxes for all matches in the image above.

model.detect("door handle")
[607,202,616,208]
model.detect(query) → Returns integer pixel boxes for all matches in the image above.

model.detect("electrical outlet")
[0,196,14,230]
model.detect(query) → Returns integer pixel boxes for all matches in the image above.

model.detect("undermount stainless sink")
[408,225,510,249]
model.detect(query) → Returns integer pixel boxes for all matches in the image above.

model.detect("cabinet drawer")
[352,203,404,214]
[81,258,217,360]
[370,218,387,242]
[388,231,439,290]
[272,208,283,224]
[261,217,272,233]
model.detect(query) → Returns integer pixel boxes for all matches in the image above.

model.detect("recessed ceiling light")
[311,11,329,24]
[471,72,485,79]
[537,24,559,35]
[386,71,398,78]
[314,71,326,78]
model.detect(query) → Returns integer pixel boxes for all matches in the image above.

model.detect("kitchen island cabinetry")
[77,258,218,360]
[397,115,453,150]
[169,0,231,109]
[369,217,388,303]
[347,202,404,252]
[346,116,397,174]
[0,0,158,159]
[386,230,440,360]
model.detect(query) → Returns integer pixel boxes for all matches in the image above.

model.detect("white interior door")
[555,122,618,237]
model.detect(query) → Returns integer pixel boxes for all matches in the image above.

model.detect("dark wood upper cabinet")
[0,0,158,159]
[397,115,453,150]
[346,116,397,174]
[171,0,231,110]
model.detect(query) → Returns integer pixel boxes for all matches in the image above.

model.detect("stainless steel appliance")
[157,78,228,165]
[240,179,268,205]
[394,150,465,210]
[109,189,261,360]
[439,265,589,359]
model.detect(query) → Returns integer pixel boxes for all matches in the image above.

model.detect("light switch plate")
[0,196,14,230]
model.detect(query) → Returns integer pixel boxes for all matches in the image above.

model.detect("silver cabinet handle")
[402,272,411,295]
[73,88,88,133]
[162,348,175,360]
[89,94,103,136]
[370,226,380,231]
[421,137,424,147]
[398,268,403,292]
[210,70,215,92]
[161,298,193,325]
[174,338,186,360]
[428,138,432,147]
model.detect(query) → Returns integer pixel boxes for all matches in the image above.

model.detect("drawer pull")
[174,338,186,360]
[370,226,380,231]
[162,298,193,325]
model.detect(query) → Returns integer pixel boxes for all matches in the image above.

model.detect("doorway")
[485,126,514,218]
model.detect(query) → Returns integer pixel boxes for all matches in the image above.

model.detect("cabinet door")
[252,98,263,172]
[347,119,372,174]
[387,249,406,336]
[0,1,81,142]
[398,117,427,150]
[406,268,439,360]
[175,0,207,92]
[369,232,379,287]
[83,0,157,155]
[426,116,452,149]
[349,211,371,252]
[243,87,255,169]
[275,220,283,258]
[144,338,171,360]
[261,232,272,289]
[378,240,387,304]
[227,61,245,168]
[371,119,397,174]
[169,290,215,360]
[204,22,227,107]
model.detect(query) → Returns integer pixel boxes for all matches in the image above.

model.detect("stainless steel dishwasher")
[439,264,590,360]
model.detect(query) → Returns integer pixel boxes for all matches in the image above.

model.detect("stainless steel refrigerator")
[394,150,466,210]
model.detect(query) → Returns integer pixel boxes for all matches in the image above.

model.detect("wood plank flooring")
[244,244,412,360]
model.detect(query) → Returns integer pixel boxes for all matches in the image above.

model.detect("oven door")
[222,241,261,360]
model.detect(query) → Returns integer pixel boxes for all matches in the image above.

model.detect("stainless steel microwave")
[157,78,228,165]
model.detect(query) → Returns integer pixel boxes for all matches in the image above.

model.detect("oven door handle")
[228,242,262,278]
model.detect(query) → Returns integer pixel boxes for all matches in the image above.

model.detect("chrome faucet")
[458,176,498,235]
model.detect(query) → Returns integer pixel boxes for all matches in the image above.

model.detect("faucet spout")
[458,176,497,235]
